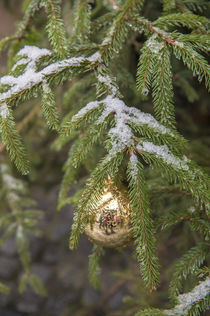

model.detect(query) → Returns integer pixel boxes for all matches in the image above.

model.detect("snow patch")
[166,278,210,315]
[146,35,164,54]
[129,153,139,177]
[0,102,10,119]
[0,46,101,102]
[136,141,189,170]
[97,74,118,95]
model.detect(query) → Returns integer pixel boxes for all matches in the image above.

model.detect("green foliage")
[88,244,104,289]
[152,46,175,129]
[41,81,60,130]
[42,0,68,58]
[0,162,44,295]
[135,308,165,316]
[71,0,91,44]
[0,283,10,294]
[0,0,209,313]
[0,107,30,174]
[127,155,160,289]
[169,243,209,297]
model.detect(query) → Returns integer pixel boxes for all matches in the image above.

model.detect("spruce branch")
[0,103,40,153]
[152,45,175,129]
[71,0,91,44]
[58,117,111,209]
[0,45,101,105]
[131,16,209,90]
[101,0,145,60]
[171,42,210,90]
[155,13,209,31]
[166,277,210,316]
[159,209,210,240]
[88,244,104,289]
[0,162,46,296]
[178,0,210,13]
[58,141,80,210]
[42,0,68,58]
[135,308,165,316]
[127,154,160,290]
[136,44,154,97]
[41,80,60,130]
[0,283,10,294]
[136,278,210,315]
[169,243,209,297]
[135,141,209,204]
[0,104,30,174]
[0,0,41,55]
[162,0,176,14]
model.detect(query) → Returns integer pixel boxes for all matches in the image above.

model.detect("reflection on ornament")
[85,186,132,248]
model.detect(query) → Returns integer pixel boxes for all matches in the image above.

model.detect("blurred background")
[0,1,209,315]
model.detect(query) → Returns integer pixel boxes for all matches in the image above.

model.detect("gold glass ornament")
[85,184,132,248]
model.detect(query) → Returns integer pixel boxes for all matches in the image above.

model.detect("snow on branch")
[70,95,181,158]
[129,153,139,177]
[136,141,189,171]
[0,102,10,119]
[0,46,101,103]
[165,277,210,315]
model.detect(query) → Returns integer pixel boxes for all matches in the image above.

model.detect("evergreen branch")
[155,13,209,31]
[186,295,210,316]
[41,80,60,130]
[0,162,46,295]
[169,243,209,296]
[171,43,210,90]
[159,209,210,240]
[162,0,176,14]
[101,0,145,59]
[16,0,41,38]
[63,73,96,108]
[127,154,160,289]
[137,279,210,315]
[69,118,111,169]
[0,283,10,294]
[0,46,101,105]
[0,104,40,153]
[71,0,91,44]
[176,34,210,53]
[96,68,121,98]
[152,45,175,129]
[130,15,208,90]
[69,152,124,250]
[135,308,165,316]
[61,101,103,137]
[0,0,41,55]
[16,225,31,271]
[135,141,209,204]
[91,12,117,32]
[189,218,210,240]
[130,122,186,154]
[131,12,210,87]
[178,0,210,13]
[57,141,80,210]
[0,104,30,174]
[58,115,111,209]
[43,0,68,58]
[136,44,154,97]
[88,244,104,289]
[166,278,210,315]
